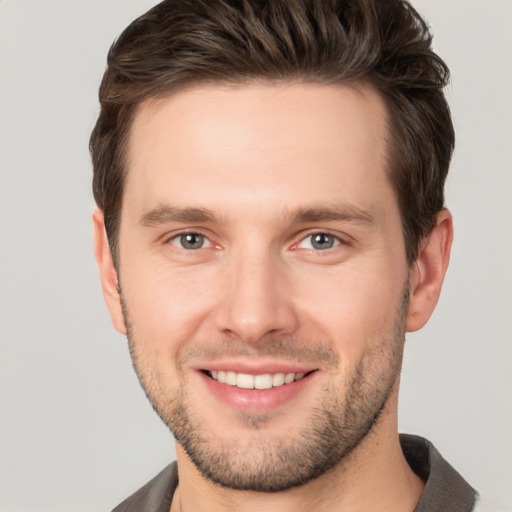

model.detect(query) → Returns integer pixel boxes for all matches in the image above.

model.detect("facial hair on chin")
[121,281,409,493]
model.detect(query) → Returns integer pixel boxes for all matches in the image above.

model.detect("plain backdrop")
[1,1,511,511]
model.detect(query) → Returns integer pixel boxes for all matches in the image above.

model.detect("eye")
[298,232,341,250]
[169,232,211,250]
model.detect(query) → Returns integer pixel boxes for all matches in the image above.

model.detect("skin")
[94,83,453,512]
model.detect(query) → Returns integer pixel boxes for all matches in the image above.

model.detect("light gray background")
[1,1,511,511]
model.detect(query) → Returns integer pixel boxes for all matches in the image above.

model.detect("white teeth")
[208,370,308,389]
[225,371,237,386]
[284,373,295,384]
[236,373,254,389]
[254,374,273,390]
[272,373,285,387]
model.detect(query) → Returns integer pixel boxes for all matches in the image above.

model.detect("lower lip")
[199,371,316,413]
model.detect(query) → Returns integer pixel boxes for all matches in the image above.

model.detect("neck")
[170,393,424,512]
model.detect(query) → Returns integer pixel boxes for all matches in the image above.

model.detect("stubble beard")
[121,284,409,493]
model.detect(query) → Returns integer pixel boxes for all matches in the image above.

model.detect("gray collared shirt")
[111,434,477,512]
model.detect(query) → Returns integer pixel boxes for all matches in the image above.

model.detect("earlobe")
[92,208,127,335]
[406,210,453,332]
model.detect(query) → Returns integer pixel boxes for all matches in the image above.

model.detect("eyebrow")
[138,203,376,227]
[139,205,217,226]
[290,205,375,225]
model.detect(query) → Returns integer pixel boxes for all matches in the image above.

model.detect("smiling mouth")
[204,370,315,390]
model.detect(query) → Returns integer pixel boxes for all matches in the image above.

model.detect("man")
[90,0,477,510]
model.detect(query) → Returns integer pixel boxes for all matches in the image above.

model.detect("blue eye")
[299,233,341,250]
[169,233,211,250]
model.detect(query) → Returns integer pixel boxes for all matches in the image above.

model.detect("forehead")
[123,82,393,224]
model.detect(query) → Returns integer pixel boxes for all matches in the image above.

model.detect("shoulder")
[111,462,178,512]
[400,434,477,512]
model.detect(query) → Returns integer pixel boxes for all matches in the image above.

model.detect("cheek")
[120,260,220,350]
[294,263,405,357]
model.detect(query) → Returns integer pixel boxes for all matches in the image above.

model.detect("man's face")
[112,83,411,491]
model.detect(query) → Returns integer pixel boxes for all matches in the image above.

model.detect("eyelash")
[166,231,213,251]
[165,230,346,252]
[293,231,345,251]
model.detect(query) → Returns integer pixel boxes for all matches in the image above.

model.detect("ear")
[406,209,453,332]
[92,208,127,335]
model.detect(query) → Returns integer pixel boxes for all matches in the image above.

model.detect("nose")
[214,250,299,343]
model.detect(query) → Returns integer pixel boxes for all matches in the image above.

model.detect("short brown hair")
[90,0,454,265]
